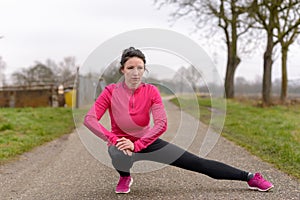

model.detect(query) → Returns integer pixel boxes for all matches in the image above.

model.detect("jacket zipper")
[131,90,134,109]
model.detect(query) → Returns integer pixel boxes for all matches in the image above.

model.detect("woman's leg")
[109,139,273,192]
[108,145,133,177]
[134,139,249,181]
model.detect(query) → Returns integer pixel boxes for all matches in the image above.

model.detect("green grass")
[0,107,75,164]
[170,96,300,180]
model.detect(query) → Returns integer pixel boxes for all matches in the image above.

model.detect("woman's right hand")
[116,137,134,156]
[123,149,133,156]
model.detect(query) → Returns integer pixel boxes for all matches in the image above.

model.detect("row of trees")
[98,60,298,97]
[154,0,300,106]
[2,57,78,88]
[235,76,300,96]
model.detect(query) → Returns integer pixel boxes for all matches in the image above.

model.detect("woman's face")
[121,57,145,89]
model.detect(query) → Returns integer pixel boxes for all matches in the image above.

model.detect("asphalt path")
[0,100,299,200]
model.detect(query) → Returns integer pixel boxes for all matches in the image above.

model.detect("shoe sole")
[248,185,274,192]
[115,178,133,194]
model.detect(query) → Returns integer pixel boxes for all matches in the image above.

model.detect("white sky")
[0,0,299,83]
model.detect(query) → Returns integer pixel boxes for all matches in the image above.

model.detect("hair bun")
[120,47,146,66]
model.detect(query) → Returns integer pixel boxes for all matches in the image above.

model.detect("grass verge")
[170,96,300,180]
[0,107,75,164]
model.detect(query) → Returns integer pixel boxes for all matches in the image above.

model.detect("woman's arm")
[84,86,118,145]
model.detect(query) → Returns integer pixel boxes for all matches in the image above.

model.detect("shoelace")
[255,174,269,184]
[256,174,263,180]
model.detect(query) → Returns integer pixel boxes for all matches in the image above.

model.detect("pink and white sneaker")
[247,173,274,192]
[115,176,133,194]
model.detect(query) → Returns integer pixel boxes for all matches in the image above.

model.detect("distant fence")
[76,76,99,108]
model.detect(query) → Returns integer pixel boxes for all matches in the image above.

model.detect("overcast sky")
[1,0,299,83]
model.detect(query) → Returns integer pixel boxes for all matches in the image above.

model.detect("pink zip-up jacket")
[84,82,167,152]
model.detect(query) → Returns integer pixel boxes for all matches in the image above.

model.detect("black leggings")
[108,138,249,181]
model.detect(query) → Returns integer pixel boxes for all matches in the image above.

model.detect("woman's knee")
[108,146,125,159]
[108,146,133,171]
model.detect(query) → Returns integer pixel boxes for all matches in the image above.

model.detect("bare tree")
[154,0,255,98]
[11,56,78,88]
[173,66,187,93]
[247,0,280,106]
[248,0,300,105]
[57,57,77,87]
[0,56,6,87]
[274,0,300,103]
[172,65,203,93]
[209,0,256,98]
[45,58,59,75]
[11,68,28,86]
[185,65,202,92]
[12,64,55,86]
[43,57,78,87]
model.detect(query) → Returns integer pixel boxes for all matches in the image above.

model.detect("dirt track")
[0,101,299,200]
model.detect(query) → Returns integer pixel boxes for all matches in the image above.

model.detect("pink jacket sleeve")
[83,86,118,145]
[133,86,168,152]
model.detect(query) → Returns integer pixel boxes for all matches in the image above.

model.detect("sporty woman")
[84,47,274,194]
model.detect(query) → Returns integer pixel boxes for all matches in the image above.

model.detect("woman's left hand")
[116,137,134,155]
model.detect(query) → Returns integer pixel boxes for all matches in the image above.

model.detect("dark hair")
[119,47,146,73]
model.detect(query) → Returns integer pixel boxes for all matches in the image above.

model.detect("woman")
[84,47,273,194]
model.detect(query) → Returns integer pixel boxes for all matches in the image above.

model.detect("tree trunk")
[280,46,288,103]
[262,35,274,106]
[224,13,240,99]
[224,52,240,98]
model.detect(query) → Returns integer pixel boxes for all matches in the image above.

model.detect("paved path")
[0,101,299,200]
